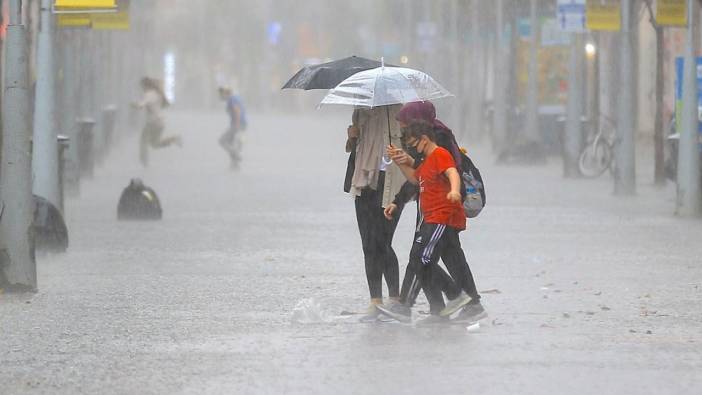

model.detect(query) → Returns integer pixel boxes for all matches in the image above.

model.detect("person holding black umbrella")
[282,56,408,321]
[345,104,406,321]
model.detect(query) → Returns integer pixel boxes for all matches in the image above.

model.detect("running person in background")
[133,77,182,167]
[218,86,247,169]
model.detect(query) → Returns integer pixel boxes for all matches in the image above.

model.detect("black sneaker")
[454,302,487,323]
[376,303,412,323]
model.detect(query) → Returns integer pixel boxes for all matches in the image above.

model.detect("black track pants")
[400,222,450,315]
[400,223,480,311]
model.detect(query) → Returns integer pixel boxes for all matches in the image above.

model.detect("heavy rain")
[1,1,702,394]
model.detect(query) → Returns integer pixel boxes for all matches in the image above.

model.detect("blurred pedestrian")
[344,104,406,322]
[133,77,182,167]
[218,86,247,169]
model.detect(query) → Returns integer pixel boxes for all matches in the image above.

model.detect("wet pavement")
[2,110,702,394]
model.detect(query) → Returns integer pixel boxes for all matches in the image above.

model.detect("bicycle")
[578,115,617,178]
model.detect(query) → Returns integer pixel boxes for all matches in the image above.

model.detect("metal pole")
[525,0,541,144]
[61,29,80,196]
[0,0,37,291]
[564,33,584,177]
[450,0,461,140]
[676,0,701,215]
[32,0,60,209]
[468,0,483,142]
[615,0,636,195]
[493,0,507,153]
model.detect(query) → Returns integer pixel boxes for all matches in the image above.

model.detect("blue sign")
[674,57,702,133]
[557,0,586,32]
[267,22,282,46]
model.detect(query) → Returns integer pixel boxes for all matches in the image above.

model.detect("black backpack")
[458,151,486,218]
[117,179,163,221]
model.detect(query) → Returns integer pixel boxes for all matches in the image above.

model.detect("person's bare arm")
[444,167,462,203]
[387,145,418,184]
[397,164,418,184]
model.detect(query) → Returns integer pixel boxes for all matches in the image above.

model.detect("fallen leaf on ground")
[481,289,502,294]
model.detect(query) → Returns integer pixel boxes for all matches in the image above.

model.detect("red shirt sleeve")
[432,147,456,175]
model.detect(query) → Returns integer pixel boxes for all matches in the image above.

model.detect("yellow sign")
[56,0,128,29]
[54,0,116,8]
[91,11,129,30]
[657,0,687,26]
[57,13,91,27]
[586,0,621,31]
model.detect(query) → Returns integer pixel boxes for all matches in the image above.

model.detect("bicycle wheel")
[579,140,612,178]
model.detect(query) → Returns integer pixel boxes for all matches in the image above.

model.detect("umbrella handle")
[386,106,392,144]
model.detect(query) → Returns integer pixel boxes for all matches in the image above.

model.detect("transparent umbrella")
[319,64,453,108]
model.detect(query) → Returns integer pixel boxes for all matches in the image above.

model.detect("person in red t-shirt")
[377,121,473,324]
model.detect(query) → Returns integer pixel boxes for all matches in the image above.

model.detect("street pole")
[0,0,37,291]
[60,30,80,196]
[468,0,483,142]
[32,0,60,209]
[564,33,584,177]
[676,0,701,215]
[525,0,541,144]
[450,0,461,141]
[614,0,636,195]
[493,0,508,154]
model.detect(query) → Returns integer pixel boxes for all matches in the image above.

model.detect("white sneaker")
[439,291,472,317]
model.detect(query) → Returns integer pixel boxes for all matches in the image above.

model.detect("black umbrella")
[281,56,395,90]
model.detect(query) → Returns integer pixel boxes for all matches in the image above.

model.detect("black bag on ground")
[458,151,486,218]
[117,179,163,221]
